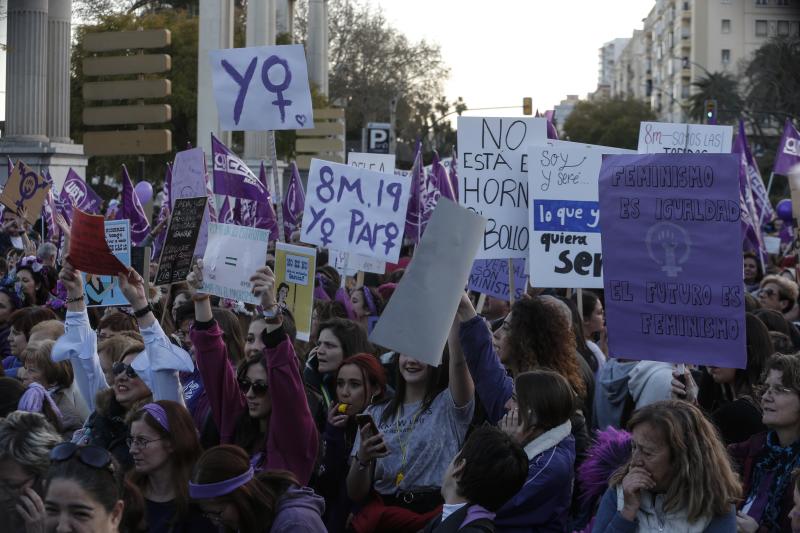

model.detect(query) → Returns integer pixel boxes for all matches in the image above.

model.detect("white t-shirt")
[352,388,474,494]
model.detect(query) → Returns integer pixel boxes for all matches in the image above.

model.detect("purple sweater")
[190,321,318,486]
[459,315,513,424]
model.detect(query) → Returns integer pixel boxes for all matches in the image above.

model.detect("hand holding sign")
[250,265,277,310]
[209,44,314,131]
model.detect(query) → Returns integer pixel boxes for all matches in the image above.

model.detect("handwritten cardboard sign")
[68,209,128,275]
[83,220,131,307]
[347,152,396,174]
[599,153,746,368]
[331,249,386,276]
[172,147,211,255]
[468,258,527,301]
[300,159,411,263]
[637,122,733,154]
[209,44,314,131]
[528,140,634,288]
[456,117,547,259]
[0,161,52,224]
[370,199,487,366]
[155,197,208,286]
[274,242,316,341]
[200,222,270,304]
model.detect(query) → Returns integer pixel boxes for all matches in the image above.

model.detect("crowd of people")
[2,204,800,533]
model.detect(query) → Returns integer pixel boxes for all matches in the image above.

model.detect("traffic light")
[523,97,532,116]
[704,99,717,125]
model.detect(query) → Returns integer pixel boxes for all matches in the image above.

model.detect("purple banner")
[283,161,305,240]
[599,153,746,369]
[211,133,269,201]
[118,165,150,246]
[468,258,527,301]
[59,168,103,222]
[774,119,800,176]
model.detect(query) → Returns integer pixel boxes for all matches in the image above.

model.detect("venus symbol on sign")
[262,55,293,123]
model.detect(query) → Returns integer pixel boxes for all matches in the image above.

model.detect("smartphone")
[355,413,379,439]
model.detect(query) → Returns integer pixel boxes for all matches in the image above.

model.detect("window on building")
[776,0,789,5]
[722,19,731,33]
[778,20,790,35]
[721,0,731,4]
[755,0,768,5]
[791,21,800,35]
[721,49,731,64]
[756,19,768,36]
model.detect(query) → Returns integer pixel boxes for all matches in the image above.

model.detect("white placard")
[529,140,635,288]
[369,199,487,366]
[285,254,311,285]
[200,223,270,304]
[347,152,396,174]
[209,44,314,131]
[764,235,781,254]
[300,159,411,263]
[637,122,733,154]
[331,249,386,276]
[457,116,547,259]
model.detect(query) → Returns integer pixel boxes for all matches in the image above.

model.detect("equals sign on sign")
[224,256,237,267]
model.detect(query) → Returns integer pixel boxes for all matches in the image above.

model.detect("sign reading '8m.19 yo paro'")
[209,44,314,131]
[457,117,547,259]
[598,153,746,369]
[300,159,411,263]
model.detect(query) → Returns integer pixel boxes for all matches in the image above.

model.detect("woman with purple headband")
[350,285,384,333]
[189,444,326,533]
[127,400,216,532]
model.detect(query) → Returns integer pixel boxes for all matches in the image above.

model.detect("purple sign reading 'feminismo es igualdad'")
[599,153,746,369]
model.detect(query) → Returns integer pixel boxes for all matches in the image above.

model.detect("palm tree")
[745,36,800,128]
[688,72,744,124]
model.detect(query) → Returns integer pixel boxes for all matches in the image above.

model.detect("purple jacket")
[271,486,327,533]
[190,321,318,486]
[459,315,513,424]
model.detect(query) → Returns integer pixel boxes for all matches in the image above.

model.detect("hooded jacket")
[270,486,327,533]
[423,504,496,532]
[594,360,672,430]
[494,421,576,532]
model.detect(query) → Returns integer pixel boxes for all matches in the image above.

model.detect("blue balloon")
[777,199,793,223]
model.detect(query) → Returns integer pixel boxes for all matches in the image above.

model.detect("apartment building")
[602,0,800,122]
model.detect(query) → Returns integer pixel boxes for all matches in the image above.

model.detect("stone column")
[197,0,234,154]
[307,0,328,96]
[47,0,72,143]
[6,0,48,142]
[244,0,276,160]
[276,0,294,38]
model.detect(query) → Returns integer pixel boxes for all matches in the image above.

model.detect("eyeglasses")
[759,288,778,298]
[762,384,796,397]
[126,436,164,449]
[112,362,138,379]
[201,509,224,521]
[50,443,113,471]
[238,378,268,396]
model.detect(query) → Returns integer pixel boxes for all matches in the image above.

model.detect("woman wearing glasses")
[53,261,193,468]
[731,352,800,533]
[187,262,318,485]
[758,274,800,321]
[127,400,216,532]
[43,442,144,533]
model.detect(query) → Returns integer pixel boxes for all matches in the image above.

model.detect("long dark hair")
[560,296,598,373]
[128,401,202,521]
[191,445,297,533]
[379,352,446,424]
[234,357,269,455]
[316,318,373,361]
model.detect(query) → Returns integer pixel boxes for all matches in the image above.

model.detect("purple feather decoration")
[577,427,632,506]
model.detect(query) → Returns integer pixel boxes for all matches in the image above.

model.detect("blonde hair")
[97,333,145,365]
[0,411,61,476]
[610,400,741,521]
[28,319,65,343]
[23,340,73,389]
[761,274,800,303]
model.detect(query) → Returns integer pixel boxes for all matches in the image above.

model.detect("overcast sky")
[369,0,652,117]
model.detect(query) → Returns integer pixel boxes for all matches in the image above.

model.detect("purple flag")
[774,119,800,176]
[118,165,151,246]
[211,133,270,202]
[6,157,11,178]
[218,195,235,224]
[599,153,746,369]
[59,168,103,223]
[737,120,776,225]
[449,148,459,200]
[733,129,766,261]
[404,142,429,243]
[283,161,305,240]
[430,151,456,202]
[252,161,279,240]
[151,164,172,260]
[41,171,57,242]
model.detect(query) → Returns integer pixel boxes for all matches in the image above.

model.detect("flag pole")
[577,288,584,321]
[766,171,776,198]
[507,258,515,304]
[267,131,285,242]
[475,293,486,314]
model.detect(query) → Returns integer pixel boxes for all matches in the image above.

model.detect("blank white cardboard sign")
[369,199,486,366]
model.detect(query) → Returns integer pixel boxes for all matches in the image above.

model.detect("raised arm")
[456,293,513,424]
[448,295,475,408]
[187,261,246,443]
[118,268,193,403]
[52,261,107,412]
[251,266,319,485]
